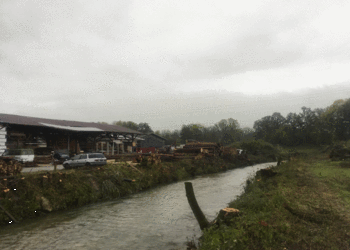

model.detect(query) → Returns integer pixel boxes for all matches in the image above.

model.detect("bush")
[231,139,278,156]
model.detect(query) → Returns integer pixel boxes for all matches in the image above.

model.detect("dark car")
[53,151,70,163]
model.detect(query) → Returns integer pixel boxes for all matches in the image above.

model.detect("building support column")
[75,139,78,154]
[67,135,70,155]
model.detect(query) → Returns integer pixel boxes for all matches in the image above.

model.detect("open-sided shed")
[0,113,142,155]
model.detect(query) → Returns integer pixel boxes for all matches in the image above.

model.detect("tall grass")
[199,150,350,249]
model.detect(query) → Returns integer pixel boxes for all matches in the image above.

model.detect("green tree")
[160,129,181,145]
[214,118,242,145]
[241,127,254,141]
[254,112,285,143]
[180,124,204,143]
[323,99,350,141]
[137,122,153,134]
[112,121,138,131]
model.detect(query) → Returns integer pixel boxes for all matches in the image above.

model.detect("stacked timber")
[222,147,238,156]
[34,155,52,164]
[0,159,23,176]
[159,154,194,162]
[0,126,6,156]
[134,153,161,165]
[175,142,223,156]
[148,153,161,165]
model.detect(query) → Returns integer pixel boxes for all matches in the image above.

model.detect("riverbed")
[0,162,275,250]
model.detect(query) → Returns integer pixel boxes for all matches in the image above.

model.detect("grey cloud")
[4,83,350,131]
[1,0,350,132]
[175,33,305,81]
[40,84,350,127]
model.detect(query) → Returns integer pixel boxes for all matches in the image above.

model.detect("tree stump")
[257,168,277,178]
[215,207,240,226]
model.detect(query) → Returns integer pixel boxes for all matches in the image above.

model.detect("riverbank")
[0,153,273,226]
[198,147,350,249]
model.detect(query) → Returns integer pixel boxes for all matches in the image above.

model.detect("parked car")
[53,151,70,163]
[63,153,107,169]
[1,149,35,163]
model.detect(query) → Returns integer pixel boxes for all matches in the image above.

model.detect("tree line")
[100,98,350,146]
[254,99,350,146]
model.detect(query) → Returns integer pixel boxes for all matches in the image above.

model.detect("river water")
[0,162,275,250]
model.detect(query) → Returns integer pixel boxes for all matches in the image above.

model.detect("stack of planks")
[34,155,52,164]
[175,142,223,156]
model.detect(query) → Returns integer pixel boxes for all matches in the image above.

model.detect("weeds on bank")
[200,154,350,250]
[0,153,263,225]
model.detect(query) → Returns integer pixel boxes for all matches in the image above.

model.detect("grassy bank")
[0,152,274,226]
[199,148,350,249]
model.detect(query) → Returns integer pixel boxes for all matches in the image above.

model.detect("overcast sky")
[1,0,349,131]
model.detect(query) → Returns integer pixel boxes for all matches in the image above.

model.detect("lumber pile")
[222,147,238,156]
[133,153,161,165]
[34,155,52,164]
[106,154,142,161]
[0,159,23,176]
[175,142,223,156]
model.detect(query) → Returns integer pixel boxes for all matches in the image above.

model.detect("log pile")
[148,153,161,165]
[175,142,223,156]
[109,142,227,164]
[134,153,161,165]
[0,159,23,176]
[222,147,238,156]
[107,154,140,161]
[34,155,52,164]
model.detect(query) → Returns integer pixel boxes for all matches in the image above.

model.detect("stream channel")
[0,162,275,250]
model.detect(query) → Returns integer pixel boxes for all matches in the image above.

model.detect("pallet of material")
[34,155,52,164]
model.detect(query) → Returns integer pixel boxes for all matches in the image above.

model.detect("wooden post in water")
[184,182,209,230]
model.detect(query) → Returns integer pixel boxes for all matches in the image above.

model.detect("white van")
[1,149,35,163]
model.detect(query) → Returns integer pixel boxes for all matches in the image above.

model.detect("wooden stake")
[185,182,209,230]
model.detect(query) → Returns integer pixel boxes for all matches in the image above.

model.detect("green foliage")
[158,129,181,145]
[137,122,153,134]
[180,124,205,143]
[178,118,243,145]
[0,153,265,225]
[231,139,277,156]
[200,151,350,250]
[112,121,139,131]
[253,99,350,147]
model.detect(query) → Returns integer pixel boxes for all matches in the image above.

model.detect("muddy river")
[0,162,275,250]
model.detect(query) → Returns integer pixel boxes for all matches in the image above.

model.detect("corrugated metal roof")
[39,122,104,132]
[0,113,141,134]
